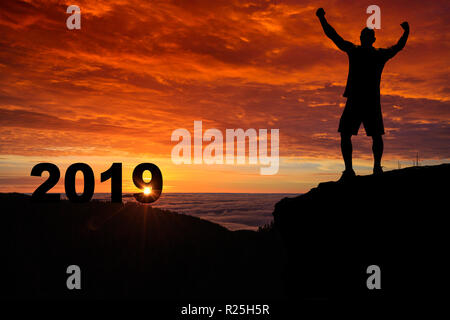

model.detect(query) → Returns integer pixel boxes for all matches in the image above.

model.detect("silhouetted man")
[316,8,409,179]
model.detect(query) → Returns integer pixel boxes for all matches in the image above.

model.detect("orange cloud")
[0,0,448,192]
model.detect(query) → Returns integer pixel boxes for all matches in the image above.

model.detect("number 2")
[31,163,60,202]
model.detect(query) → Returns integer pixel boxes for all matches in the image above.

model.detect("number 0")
[64,163,95,203]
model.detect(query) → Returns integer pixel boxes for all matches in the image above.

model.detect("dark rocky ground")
[274,163,449,301]
[2,193,285,300]
[2,163,448,303]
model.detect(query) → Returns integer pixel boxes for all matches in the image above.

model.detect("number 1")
[101,163,122,203]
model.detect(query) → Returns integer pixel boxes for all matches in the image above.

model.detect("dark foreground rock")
[273,164,449,301]
[2,194,285,300]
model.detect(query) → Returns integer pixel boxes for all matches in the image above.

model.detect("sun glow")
[143,187,152,195]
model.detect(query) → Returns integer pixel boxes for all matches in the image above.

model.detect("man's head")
[360,27,376,47]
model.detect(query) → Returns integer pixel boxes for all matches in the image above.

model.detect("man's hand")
[316,8,325,18]
[401,21,409,32]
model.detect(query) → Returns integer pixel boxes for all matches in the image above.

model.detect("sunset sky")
[0,0,449,193]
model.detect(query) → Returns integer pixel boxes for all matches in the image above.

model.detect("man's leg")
[372,134,383,170]
[340,132,353,172]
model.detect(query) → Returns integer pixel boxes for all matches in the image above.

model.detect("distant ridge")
[273,163,449,301]
[2,192,285,299]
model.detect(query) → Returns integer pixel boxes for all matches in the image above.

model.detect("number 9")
[132,163,163,203]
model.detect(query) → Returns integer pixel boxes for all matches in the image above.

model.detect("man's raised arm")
[383,22,410,60]
[316,8,353,52]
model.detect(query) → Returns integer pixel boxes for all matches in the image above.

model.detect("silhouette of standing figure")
[316,8,409,180]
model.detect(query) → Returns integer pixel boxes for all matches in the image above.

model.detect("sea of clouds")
[94,193,300,231]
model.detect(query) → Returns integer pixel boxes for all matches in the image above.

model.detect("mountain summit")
[273,163,449,300]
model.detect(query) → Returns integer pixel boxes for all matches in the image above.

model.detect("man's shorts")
[338,98,385,136]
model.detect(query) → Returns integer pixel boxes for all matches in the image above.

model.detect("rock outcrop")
[273,164,449,300]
